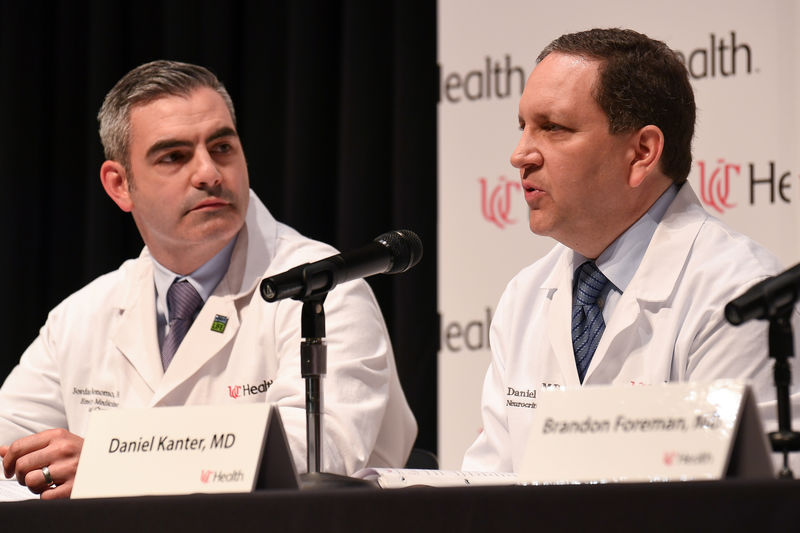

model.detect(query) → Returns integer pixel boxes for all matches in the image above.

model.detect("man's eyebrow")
[146,138,192,159]
[518,112,551,125]
[145,127,239,159]
[206,126,238,144]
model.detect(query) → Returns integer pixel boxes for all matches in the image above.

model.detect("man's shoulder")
[268,224,341,274]
[243,190,339,273]
[635,201,782,311]
[653,184,782,283]
[693,212,782,275]
[54,255,149,313]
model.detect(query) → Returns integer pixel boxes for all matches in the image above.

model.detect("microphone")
[725,263,800,325]
[260,229,423,302]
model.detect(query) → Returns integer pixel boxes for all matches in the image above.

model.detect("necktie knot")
[167,280,203,322]
[574,261,607,306]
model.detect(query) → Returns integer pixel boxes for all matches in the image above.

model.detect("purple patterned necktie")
[161,280,203,369]
[571,261,609,383]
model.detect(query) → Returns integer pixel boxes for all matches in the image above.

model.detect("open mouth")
[523,184,545,204]
[523,182,544,194]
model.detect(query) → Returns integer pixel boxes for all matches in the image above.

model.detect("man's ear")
[100,160,133,212]
[628,125,665,188]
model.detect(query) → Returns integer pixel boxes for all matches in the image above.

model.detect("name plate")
[519,380,773,484]
[72,403,298,499]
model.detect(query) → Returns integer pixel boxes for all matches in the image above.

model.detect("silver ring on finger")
[41,465,55,486]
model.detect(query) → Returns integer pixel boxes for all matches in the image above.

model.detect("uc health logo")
[479,176,521,229]
[200,469,244,483]
[227,379,273,399]
[697,159,738,213]
[696,159,796,214]
[663,450,712,466]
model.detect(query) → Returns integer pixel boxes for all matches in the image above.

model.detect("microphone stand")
[301,294,326,475]
[298,294,371,489]
[259,229,423,489]
[766,310,800,478]
[726,270,800,478]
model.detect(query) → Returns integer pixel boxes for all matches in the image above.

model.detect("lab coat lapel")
[152,293,242,401]
[544,250,582,386]
[584,184,706,381]
[109,256,163,393]
[629,184,707,303]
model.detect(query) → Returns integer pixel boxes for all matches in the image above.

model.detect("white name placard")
[519,380,773,484]
[72,403,297,499]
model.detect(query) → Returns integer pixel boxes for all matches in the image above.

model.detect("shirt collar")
[152,236,238,320]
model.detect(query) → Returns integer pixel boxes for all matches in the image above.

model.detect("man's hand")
[0,429,83,499]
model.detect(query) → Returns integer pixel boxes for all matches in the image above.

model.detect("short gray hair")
[97,60,236,171]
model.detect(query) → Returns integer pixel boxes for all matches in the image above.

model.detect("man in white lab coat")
[463,28,796,472]
[0,60,416,498]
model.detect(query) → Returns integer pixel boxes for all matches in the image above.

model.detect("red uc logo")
[479,176,521,229]
[697,159,738,214]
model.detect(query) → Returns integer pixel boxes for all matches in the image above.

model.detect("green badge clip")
[211,314,229,333]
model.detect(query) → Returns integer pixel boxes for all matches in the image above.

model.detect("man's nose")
[510,131,542,169]
[191,149,223,188]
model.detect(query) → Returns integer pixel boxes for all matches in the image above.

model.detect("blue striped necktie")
[571,261,609,383]
[161,280,204,369]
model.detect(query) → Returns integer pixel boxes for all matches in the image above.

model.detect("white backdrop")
[437,0,800,469]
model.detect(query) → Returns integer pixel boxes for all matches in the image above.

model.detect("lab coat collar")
[625,183,706,303]
[541,244,571,291]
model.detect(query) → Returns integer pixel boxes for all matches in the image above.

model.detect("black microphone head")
[724,302,744,326]
[375,230,423,274]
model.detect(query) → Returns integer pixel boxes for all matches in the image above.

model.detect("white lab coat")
[0,190,417,475]
[463,184,799,473]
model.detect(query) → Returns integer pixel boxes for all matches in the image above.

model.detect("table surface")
[3,478,800,533]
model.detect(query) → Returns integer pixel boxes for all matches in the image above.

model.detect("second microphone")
[260,229,423,302]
